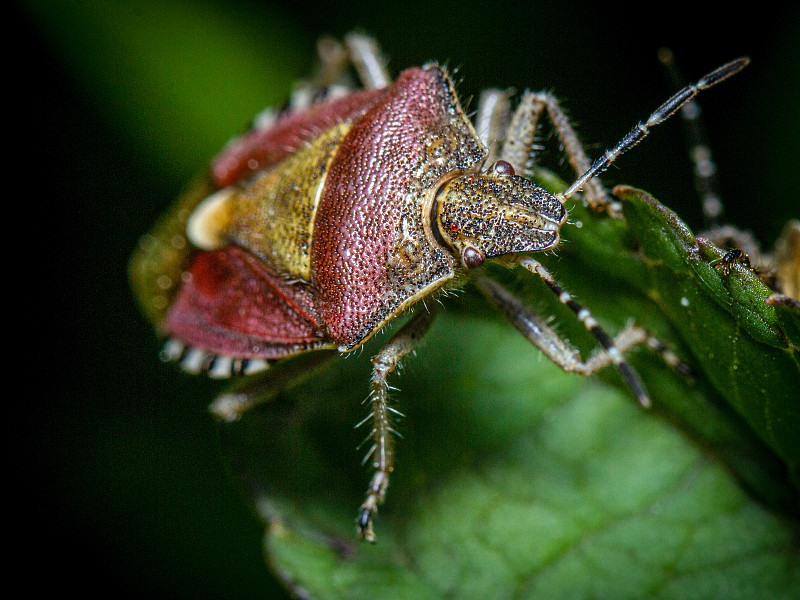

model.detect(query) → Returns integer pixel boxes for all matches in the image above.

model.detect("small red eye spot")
[450,224,458,232]
[493,160,515,176]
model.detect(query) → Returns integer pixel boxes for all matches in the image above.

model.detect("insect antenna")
[559,57,749,203]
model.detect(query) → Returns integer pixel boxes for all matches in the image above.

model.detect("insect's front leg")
[357,305,438,542]
[476,273,647,373]
[501,91,613,211]
[475,260,662,407]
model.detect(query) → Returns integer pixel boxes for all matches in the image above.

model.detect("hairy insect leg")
[357,305,438,542]
[288,32,390,111]
[475,273,647,371]
[475,89,512,165]
[501,91,613,211]
[475,274,660,401]
[477,259,653,406]
[517,257,651,405]
[772,222,800,299]
[286,39,350,111]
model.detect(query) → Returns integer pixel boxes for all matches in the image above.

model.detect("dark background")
[15,1,799,598]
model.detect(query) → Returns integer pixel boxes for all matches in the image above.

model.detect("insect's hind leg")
[209,350,339,422]
[357,305,438,542]
[344,32,391,89]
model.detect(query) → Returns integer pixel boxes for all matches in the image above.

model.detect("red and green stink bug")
[129,33,747,541]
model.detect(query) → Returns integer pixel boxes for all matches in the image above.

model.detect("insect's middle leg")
[501,91,613,211]
[288,32,390,112]
[343,31,391,89]
[357,305,438,542]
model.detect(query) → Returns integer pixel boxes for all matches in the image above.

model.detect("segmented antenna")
[560,57,749,203]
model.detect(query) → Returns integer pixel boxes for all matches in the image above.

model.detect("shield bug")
[129,33,748,541]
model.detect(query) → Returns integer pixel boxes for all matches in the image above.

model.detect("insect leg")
[498,91,538,176]
[560,57,749,205]
[662,49,800,297]
[772,222,800,299]
[658,50,773,276]
[502,91,612,210]
[475,273,647,370]
[357,305,438,542]
[209,350,338,422]
[517,257,651,405]
[344,31,391,89]
[475,89,512,165]
[286,37,353,111]
[309,36,352,90]
[288,33,390,112]
[658,48,725,229]
[476,262,651,406]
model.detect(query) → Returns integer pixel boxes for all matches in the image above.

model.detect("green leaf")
[220,314,800,600]
[509,177,799,511]
[614,186,800,471]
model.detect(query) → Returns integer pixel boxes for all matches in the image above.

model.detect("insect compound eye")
[492,160,515,176]
[462,246,485,268]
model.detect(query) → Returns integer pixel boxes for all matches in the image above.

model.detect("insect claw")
[618,362,651,408]
[357,506,377,543]
[209,393,250,422]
